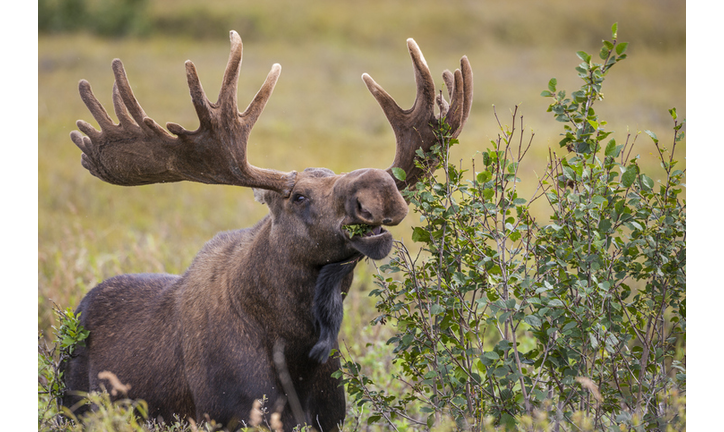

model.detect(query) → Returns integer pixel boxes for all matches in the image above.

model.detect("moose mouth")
[343,223,394,260]
[343,223,383,238]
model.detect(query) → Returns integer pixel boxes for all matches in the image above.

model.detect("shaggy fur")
[309,255,362,363]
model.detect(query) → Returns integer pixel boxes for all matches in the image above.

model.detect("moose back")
[62,31,472,431]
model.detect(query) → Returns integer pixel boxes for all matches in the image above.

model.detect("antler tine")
[363,38,473,192]
[172,60,213,133]
[76,79,113,139]
[446,55,473,138]
[112,59,152,133]
[70,31,297,195]
[241,62,282,129]
[406,39,437,119]
[219,30,244,115]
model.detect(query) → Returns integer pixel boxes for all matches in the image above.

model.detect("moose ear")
[253,188,269,205]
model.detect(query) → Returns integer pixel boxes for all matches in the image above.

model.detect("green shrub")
[39,306,90,430]
[337,24,685,431]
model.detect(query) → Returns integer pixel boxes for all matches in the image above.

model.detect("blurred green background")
[38,0,685,341]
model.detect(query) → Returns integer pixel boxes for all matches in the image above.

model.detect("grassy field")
[38,0,685,427]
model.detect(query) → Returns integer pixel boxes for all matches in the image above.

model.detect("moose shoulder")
[62,31,472,431]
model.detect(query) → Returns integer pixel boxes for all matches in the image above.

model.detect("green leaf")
[493,366,509,378]
[484,351,500,360]
[391,167,406,181]
[548,78,557,92]
[411,227,431,243]
[562,321,578,332]
[592,195,608,206]
[669,107,678,120]
[640,174,654,191]
[548,299,564,307]
[612,22,618,39]
[598,218,612,233]
[344,224,374,238]
[645,130,659,144]
[500,413,517,429]
[621,165,639,188]
[476,170,492,184]
[605,139,621,157]
[524,315,542,328]
[576,51,590,63]
[430,304,445,315]
[562,166,576,181]
[615,42,629,55]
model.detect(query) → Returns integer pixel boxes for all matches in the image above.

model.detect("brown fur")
[62,32,472,431]
[63,168,407,430]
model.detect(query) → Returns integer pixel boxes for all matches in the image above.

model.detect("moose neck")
[223,216,356,341]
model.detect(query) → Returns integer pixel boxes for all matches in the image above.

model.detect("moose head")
[63,31,472,431]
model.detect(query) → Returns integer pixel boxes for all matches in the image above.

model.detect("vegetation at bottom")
[38,23,684,431]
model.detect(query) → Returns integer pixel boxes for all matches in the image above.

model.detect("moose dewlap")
[62,30,472,431]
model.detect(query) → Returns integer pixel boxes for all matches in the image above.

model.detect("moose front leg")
[189,358,283,429]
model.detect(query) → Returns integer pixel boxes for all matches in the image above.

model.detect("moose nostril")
[357,199,373,221]
[382,218,392,224]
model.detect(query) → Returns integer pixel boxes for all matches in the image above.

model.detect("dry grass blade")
[97,370,132,397]
[575,376,602,403]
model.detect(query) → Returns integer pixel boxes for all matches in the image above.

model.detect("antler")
[70,31,297,196]
[362,38,473,191]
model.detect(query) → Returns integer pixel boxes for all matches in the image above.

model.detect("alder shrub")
[39,307,90,428]
[337,24,685,431]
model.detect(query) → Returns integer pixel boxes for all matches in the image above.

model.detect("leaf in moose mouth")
[343,224,377,238]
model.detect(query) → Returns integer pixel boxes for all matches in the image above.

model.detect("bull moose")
[62,31,472,431]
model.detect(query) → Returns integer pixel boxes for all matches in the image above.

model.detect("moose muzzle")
[335,168,409,259]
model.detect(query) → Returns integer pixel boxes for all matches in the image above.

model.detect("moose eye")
[292,193,307,204]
